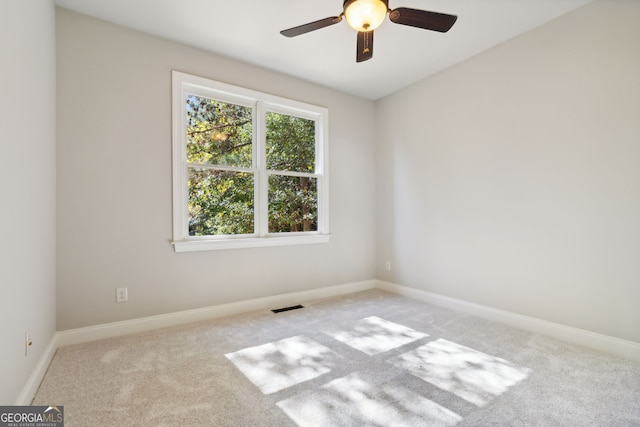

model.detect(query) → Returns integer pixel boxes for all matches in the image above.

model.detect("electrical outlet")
[116,287,128,303]
[385,261,391,271]
[25,331,32,357]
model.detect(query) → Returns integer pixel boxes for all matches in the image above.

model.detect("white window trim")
[171,71,330,252]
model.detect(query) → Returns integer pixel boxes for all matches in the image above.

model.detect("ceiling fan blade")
[356,31,373,62]
[280,16,343,37]
[389,8,457,33]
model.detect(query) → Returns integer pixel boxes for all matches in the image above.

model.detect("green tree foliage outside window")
[266,112,317,233]
[186,95,318,236]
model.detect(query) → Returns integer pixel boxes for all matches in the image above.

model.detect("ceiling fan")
[280,0,457,63]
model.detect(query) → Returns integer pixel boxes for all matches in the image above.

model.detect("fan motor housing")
[343,0,389,10]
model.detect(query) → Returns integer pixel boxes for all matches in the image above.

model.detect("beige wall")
[55,9,377,330]
[54,0,640,342]
[376,0,640,343]
[0,0,57,404]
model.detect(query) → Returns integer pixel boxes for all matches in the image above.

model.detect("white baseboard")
[17,279,372,405]
[57,280,376,347]
[20,278,639,404]
[376,280,640,362]
[14,334,58,405]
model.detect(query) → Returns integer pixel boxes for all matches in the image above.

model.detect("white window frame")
[171,71,330,252]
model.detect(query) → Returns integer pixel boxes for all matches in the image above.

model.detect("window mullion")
[267,170,320,179]
[256,101,269,237]
[186,163,254,174]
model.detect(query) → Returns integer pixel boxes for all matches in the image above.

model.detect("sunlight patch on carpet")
[225,335,342,394]
[277,371,462,427]
[326,316,428,355]
[388,338,530,406]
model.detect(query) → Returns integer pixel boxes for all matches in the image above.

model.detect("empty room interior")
[1,0,639,425]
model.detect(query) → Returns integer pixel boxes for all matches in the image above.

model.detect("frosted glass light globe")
[344,0,388,32]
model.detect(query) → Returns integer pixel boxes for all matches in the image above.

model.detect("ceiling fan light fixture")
[343,0,388,32]
[280,0,457,63]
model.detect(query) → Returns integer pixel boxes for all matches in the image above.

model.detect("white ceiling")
[54,0,593,100]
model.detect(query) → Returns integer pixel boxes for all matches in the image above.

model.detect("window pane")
[268,175,318,233]
[188,168,254,236]
[266,112,315,173]
[186,95,252,168]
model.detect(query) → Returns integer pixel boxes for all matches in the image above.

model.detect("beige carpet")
[34,289,640,426]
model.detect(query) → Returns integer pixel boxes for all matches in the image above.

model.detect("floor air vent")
[271,304,304,313]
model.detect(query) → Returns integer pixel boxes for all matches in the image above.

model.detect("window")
[172,71,329,252]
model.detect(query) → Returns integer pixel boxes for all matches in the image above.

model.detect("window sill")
[172,234,331,253]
